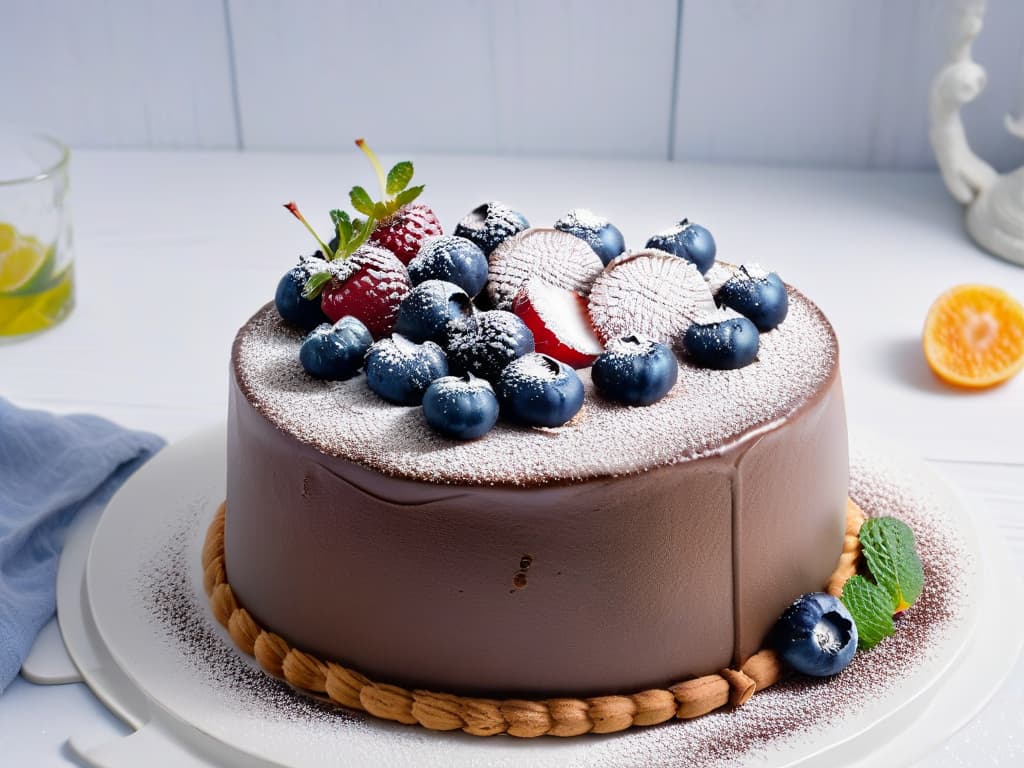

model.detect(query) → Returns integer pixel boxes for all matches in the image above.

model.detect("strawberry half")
[319,245,411,339]
[371,203,443,264]
[512,279,603,369]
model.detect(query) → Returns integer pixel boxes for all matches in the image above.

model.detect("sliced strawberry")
[587,249,716,345]
[320,245,411,339]
[487,227,604,311]
[512,279,603,369]
[371,203,443,264]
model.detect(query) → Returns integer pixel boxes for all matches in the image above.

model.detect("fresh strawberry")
[349,139,440,263]
[371,202,442,264]
[281,139,432,338]
[512,279,603,369]
[319,245,411,338]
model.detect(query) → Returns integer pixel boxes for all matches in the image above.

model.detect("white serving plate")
[55,425,1021,767]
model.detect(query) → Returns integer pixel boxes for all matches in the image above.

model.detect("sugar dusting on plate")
[138,450,970,767]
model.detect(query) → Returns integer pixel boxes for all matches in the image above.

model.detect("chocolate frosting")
[224,297,848,697]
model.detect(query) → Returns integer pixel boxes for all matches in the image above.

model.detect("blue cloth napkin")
[0,398,164,692]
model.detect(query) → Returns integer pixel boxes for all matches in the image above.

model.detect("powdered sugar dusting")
[587,250,717,344]
[234,282,837,486]
[487,228,604,310]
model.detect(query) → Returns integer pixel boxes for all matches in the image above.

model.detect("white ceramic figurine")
[930,0,1024,266]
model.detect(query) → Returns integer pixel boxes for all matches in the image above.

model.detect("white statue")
[930,0,1024,265]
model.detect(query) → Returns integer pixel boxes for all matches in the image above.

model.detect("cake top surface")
[233,286,838,486]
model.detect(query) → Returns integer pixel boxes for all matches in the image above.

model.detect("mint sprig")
[841,575,896,649]
[840,516,925,650]
[860,518,924,612]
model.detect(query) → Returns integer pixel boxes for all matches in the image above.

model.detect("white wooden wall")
[3,0,1023,170]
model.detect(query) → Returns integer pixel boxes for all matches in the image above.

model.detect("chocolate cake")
[223,282,847,699]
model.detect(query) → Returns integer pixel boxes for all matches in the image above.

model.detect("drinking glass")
[0,126,74,340]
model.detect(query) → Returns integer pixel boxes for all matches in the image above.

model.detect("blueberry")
[299,317,373,380]
[495,353,584,428]
[592,335,678,406]
[365,334,449,405]
[454,202,529,255]
[716,266,789,331]
[772,592,857,677]
[554,208,625,265]
[393,280,474,346]
[275,256,331,331]
[408,235,489,298]
[645,219,716,274]
[682,315,759,370]
[447,310,535,382]
[422,374,500,440]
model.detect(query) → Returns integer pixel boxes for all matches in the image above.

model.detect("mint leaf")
[301,271,333,300]
[386,161,414,195]
[860,518,924,612]
[330,209,353,249]
[841,575,896,649]
[394,185,424,207]
[349,186,375,217]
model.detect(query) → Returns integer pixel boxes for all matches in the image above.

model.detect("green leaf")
[330,209,353,249]
[349,186,376,217]
[301,271,333,300]
[860,518,924,612]
[394,184,424,207]
[385,161,414,195]
[372,201,391,220]
[841,575,896,650]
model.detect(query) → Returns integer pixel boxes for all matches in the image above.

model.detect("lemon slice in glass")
[0,227,55,295]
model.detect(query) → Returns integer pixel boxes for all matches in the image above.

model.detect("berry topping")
[772,593,857,677]
[393,279,474,345]
[447,310,535,382]
[299,316,373,380]
[645,219,717,274]
[275,255,331,331]
[487,227,604,311]
[554,208,626,265]
[348,139,441,264]
[511,278,603,369]
[682,310,760,370]
[318,245,411,339]
[422,374,500,440]
[715,265,789,331]
[587,249,716,345]
[371,203,443,264]
[365,333,448,406]
[495,353,585,428]
[408,235,489,298]
[454,201,529,255]
[591,335,678,406]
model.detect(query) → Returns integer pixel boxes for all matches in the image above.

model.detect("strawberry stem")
[284,201,335,259]
[355,138,388,199]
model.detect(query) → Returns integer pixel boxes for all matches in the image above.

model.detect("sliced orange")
[923,284,1024,389]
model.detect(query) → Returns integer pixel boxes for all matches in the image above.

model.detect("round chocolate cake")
[224,284,847,698]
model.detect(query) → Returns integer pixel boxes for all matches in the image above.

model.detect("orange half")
[923,284,1024,389]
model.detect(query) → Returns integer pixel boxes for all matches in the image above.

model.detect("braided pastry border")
[202,499,866,737]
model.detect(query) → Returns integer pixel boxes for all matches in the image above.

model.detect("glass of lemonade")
[0,126,74,340]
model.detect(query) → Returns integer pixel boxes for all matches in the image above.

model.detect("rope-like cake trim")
[202,499,866,737]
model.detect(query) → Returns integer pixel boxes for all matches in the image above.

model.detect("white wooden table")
[2,150,1022,766]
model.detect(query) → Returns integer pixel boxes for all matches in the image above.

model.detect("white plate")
[59,424,1021,768]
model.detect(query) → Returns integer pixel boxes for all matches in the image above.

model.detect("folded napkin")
[0,398,164,692]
